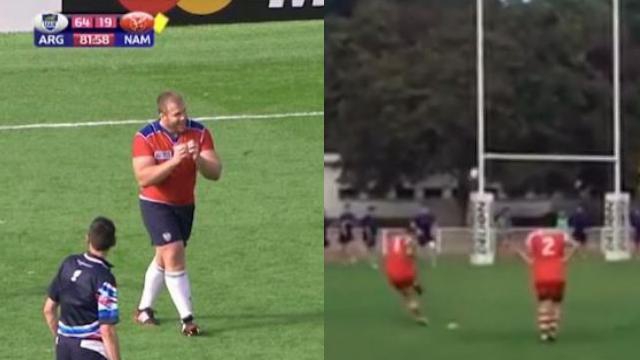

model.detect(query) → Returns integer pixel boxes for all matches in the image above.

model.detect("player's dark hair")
[88,216,116,251]
[157,91,184,113]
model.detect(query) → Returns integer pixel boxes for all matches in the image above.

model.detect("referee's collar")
[83,252,114,269]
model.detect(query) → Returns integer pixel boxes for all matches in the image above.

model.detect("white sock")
[165,270,193,321]
[138,260,165,310]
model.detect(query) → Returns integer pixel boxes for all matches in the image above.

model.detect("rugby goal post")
[602,192,632,261]
[473,0,631,264]
[470,192,496,265]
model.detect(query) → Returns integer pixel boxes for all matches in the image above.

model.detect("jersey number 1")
[71,270,83,282]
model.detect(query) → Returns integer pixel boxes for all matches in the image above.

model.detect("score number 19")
[94,15,118,29]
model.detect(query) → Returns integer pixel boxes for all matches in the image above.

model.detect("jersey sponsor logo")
[154,150,172,161]
[34,13,69,34]
[76,259,94,268]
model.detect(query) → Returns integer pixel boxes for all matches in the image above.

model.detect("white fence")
[324,226,638,262]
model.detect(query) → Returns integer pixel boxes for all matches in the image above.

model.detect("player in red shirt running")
[382,229,428,326]
[516,228,578,342]
[131,91,222,336]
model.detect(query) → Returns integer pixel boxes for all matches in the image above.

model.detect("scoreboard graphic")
[34,12,155,48]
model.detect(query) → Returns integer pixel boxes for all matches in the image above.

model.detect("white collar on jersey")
[83,253,113,269]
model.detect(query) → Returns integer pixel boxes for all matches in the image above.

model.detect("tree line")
[325,0,640,202]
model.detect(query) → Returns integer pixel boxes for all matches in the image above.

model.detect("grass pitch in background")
[0,20,323,360]
[325,258,640,360]
[0,21,322,123]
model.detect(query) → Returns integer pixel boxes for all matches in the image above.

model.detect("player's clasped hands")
[187,140,199,160]
[172,143,190,162]
[172,141,199,163]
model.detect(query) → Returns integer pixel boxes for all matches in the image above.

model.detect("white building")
[324,153,463,224]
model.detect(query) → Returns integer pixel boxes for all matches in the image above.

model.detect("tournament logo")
[43,14,58,31]
[34,13,69,34]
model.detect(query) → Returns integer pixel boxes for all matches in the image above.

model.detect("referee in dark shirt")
[43,217,121,360]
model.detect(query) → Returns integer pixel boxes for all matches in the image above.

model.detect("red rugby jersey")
[525,229,568,282]
[383,231,415,273]
[132,119,214,205]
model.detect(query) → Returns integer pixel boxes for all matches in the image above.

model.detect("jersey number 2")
[541,237,556,257]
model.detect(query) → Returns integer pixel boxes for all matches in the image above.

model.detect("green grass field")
[0,21,323,359]
[326,257,640,360]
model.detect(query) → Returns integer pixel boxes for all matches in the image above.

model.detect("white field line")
[0,111,324,131]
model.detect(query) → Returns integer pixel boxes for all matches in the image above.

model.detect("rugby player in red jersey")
[382,229,428,326]
[516,228,578,342]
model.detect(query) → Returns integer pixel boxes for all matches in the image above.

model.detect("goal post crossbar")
[476,0,622,193]
[484,153,617,163]
[471,1,628,264]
